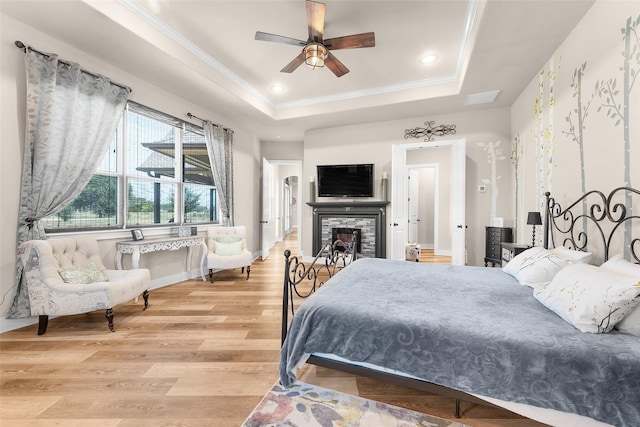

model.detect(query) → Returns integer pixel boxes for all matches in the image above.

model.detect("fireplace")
[332,227,361,252]
[309,201,388,258]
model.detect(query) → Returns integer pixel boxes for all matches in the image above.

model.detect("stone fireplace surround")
[308,201,389,258]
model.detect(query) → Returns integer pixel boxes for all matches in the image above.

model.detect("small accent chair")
[205,226,252,283]
[17,236,150,335]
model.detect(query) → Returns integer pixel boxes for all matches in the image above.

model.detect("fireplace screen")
[332,228,361,253]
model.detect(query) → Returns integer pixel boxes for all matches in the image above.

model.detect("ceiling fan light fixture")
[304,43,327,69]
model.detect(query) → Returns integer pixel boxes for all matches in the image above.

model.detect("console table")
[116,236,207,281]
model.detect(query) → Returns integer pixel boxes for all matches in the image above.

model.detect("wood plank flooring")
[0,232,544,426]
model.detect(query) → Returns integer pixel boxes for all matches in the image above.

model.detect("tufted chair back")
[32,236,107,286]
[206,226,247,252]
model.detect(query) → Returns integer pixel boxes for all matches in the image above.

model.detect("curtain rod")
[187,112,233,133]
[14,40,132,93]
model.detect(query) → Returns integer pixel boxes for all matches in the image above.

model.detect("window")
[43,102,218,231]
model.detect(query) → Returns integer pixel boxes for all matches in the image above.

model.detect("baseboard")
[0,268,205,334]
[0,316,42,334]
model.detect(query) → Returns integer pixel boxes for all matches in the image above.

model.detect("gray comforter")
[280,258,640,427]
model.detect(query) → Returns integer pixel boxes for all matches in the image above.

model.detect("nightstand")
[484,226,513,267]
[501,243,532,267]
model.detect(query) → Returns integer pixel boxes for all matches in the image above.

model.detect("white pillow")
[534,263,640,333]
[600,255,640,277]
[503,246,573,288]
[601,255,640,336]
[549,246,592,264]
[617,306,640,336]
[214,240,243,256]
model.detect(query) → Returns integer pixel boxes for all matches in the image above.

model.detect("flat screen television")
[317,163,374,198]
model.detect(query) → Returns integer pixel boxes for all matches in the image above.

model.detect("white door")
[408,169,420,243]
[390,144,408,260]
[261,158,274,260]
[450,140,466,265]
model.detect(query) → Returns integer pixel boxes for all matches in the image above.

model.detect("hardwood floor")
[0,232,544,426]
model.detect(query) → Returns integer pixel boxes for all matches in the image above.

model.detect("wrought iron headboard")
[281,235,357,344]
[543,187,639,263]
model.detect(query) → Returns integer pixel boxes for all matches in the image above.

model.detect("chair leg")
[455,399,461,418]
[37,315,49,335]
[246,265,251,280]
[105,308,115,332]
[209,269,214,283]
[142,290,149,310]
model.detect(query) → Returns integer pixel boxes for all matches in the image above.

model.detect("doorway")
[390,139,466,265]
[261,159,302,259]
[407,164,439,252]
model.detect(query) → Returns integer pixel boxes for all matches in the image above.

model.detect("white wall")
[302,107,513,266]
[511,1,639,261]
[0,15,261,320]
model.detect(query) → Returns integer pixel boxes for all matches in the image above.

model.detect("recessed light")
[270,84,285,93]
[420,54,438,64]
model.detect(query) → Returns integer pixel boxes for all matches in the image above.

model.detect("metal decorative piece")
[404,121,457,142]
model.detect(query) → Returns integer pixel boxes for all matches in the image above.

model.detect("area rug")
[242,381,470,427]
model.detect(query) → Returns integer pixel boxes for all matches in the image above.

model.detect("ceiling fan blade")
[324,52,349,77]
[281,52,306,73]
[255,31,307,47]
[306,0,325,42]
[325,32,375,50]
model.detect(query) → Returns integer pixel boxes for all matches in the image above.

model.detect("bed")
[279,188,640,427]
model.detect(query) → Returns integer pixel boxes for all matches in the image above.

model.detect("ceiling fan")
[255,0,375,77]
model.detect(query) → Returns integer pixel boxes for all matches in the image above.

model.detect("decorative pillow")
[58,263,109,284]
[215,236,242,244]
[549,246,592,264]
[600,255,640,277]
[617,305,640,337]
[503,246,573,288]
[214,240,243,256]
[534,263,640,333]
[601,255,640,337]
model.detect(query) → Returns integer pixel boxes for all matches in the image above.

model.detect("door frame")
[390,139,466,264]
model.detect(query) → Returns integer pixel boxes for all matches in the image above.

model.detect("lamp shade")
[304,44,326,68]
[527,211,542,226]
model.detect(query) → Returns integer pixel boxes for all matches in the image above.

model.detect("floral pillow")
[503,246,573,288]
[534,263,640,333]
[58,263,109,284]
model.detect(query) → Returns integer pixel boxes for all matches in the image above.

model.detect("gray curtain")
[203,120,234,226]
[9,48,129,318]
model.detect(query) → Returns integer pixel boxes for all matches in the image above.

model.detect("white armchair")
[205,226,252,283]
[14,236,150,335]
